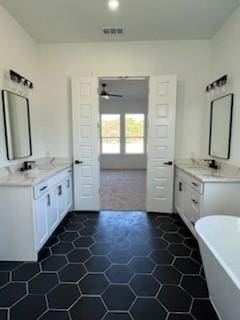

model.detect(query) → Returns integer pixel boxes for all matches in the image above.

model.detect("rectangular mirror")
[209,94,233,159]
[2,90,32,160]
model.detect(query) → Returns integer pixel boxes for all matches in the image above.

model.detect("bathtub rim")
[195,215,240,290]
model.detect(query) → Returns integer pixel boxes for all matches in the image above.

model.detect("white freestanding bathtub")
[196,216,240,320]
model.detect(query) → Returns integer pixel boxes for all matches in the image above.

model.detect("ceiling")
[0,0,239,43]
[99,79,148,100]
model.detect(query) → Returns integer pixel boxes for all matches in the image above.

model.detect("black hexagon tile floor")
[0,211,219,320]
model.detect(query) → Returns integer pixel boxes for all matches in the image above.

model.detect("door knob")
[164,161,173,166]
[75,160,83,165]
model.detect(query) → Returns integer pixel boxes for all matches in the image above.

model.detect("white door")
[72,77,100,211]
[146,75,177,213]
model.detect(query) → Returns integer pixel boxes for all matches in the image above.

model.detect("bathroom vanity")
[175,162,240,236]
[0,162,73,261]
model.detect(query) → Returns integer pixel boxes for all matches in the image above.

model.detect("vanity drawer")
[189,176,203,194]
[190,189,201,220]
[34,181,50,199]
[185,185,202,225]
[176,169,203,194]
[34,167,72,199]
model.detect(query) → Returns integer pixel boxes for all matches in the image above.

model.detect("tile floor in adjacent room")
[0,211,219,320]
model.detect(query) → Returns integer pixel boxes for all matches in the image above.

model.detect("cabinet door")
[175,176,184,215]
[47,190,58,233]
[65,175,73,212]
[56,183,66,219]
[184,185,201,226]
[35,196,48,250]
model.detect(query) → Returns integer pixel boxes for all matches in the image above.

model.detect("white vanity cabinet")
[65,175,73,211]
[0,165,73,261]
[175,170,203,234]
[174,176,184,216]
[35,195,49,250]
[34,168,73,252]
[174,167,240,236]
[47,190,58,235]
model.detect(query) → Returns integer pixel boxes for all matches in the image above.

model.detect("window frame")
[124,113,145,155]
[100,114,121,154]
[100,113,146,155]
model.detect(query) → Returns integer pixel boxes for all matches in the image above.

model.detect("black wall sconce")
[10,70,34,89]
[206,75,227,98]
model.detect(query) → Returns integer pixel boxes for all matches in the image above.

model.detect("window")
[125,114,145,154]
[101,114,120,154]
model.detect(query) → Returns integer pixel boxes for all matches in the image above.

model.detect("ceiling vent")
[103,28,123,35]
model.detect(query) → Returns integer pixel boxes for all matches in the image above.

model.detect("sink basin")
[23,168,51,178]
[192,168,212,175]
[182,166,212,175]
[187,167,240,179]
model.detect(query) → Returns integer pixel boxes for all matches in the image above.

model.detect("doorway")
[99,78,148,210]
[71,74,177,213]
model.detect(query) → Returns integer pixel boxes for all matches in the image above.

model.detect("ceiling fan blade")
[108,94,123,98]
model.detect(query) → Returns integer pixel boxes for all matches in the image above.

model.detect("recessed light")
[108,0,119,11]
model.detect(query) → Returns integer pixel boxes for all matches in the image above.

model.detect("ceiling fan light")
[102,95,110,100]
[108,0,119,11]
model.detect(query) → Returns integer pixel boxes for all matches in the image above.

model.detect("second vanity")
[0,161,73,261]
[175,161,240,236]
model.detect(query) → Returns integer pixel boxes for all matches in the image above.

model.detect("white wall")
[100,98,148,170]
[0,6,46,169]
[38,41,211,160]
[208,7,240,166]
[2,3,240,171]
[0,6,215,168]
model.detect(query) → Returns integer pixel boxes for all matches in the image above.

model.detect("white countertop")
[176,163,240,183]
[0,162,72,187]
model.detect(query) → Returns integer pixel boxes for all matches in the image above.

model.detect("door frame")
[98,75,149,159]
[72,73,177,213]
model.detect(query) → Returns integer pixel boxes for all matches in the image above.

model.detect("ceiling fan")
[100,83,123,100]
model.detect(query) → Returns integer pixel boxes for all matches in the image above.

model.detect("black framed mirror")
[209,94,233,159]
[2,90,32,160]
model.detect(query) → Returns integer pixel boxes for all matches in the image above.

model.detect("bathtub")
[196,216,240,320]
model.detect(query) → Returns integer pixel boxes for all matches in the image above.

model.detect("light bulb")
[108,0,119,11]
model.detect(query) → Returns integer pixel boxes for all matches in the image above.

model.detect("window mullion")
[121,113,125,154]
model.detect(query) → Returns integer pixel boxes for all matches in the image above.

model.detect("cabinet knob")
[192,199,198,205]
[164,161,173,166]
[192,182,199,187]
[40,186,47,192]
[179,182,182,192]
[75,160,83,165]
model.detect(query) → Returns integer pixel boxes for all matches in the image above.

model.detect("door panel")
[175,176,184,215]
[35,196,48,250]
[72,77,100,211]
[56,183,66,219]
[65,176,73,211]
[147,75,177,213]
[184,185,201,224]
[47,190,58,233]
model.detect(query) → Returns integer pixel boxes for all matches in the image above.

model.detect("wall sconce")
[9,70,34,90]
[206,75,227,99]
